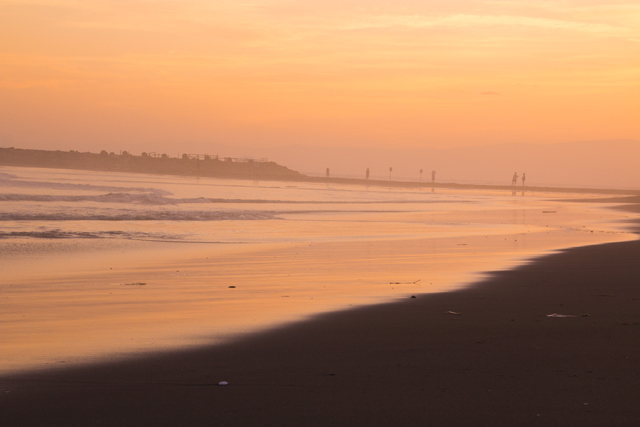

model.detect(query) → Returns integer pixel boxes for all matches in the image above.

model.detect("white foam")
[0,230,182,240]
[0,179,171,195]
[0,193,173,205]
[0,210,278,222]
[0,192,453,206]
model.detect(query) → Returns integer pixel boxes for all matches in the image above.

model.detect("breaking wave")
[0,230,184,240]
[0,179,171,195]
[0,192,454,206]
[0,193,173,205]
[0,210,278,221]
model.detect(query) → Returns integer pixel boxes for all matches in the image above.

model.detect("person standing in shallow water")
[326,168,330,178]
[512,172,519,186]
[366,167,370,180]
[522,173,526,186]
[431,170,436,183]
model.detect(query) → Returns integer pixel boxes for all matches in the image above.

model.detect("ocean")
[0,166,635,374]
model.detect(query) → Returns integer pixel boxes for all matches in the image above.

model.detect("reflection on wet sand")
[1,201,633,374]
[0,167,636,374]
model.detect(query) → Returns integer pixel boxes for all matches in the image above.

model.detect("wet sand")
[1,202,639,425]
[1,196,632,374]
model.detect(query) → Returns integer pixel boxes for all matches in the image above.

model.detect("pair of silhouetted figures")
[512,172,526,186]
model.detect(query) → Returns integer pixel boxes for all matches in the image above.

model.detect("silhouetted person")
[522,173,526,186]
[512,172,518,186]
[326,168,330,178]
[366,167,370,180]
[431,170,436,183]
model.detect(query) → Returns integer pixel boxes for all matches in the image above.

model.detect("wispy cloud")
[340,14,631,35]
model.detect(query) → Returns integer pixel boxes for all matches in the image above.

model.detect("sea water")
[0,166,635,374]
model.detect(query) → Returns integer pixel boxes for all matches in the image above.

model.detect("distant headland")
[0,147,302,180]
[1,146,638,197]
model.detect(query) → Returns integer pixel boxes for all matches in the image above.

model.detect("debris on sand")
[218,381,228,386]
[228,286,236,288]
[122,282,146,286]
[390,279,421,285]
[546,313,576,318]
[446,311,462,315]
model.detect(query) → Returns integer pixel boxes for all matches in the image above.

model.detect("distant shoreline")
[2,146,638,197]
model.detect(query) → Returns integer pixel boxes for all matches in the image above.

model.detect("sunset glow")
[1,0,638,151]
[3,3,640,423]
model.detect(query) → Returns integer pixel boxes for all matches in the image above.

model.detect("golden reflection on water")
[0,196,636,374]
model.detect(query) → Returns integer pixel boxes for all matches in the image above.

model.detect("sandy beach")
[4,166,635,376]
[1,197,639,425]
[4,2,640,425]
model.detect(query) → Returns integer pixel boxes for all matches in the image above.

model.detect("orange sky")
[1,0,639,152]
